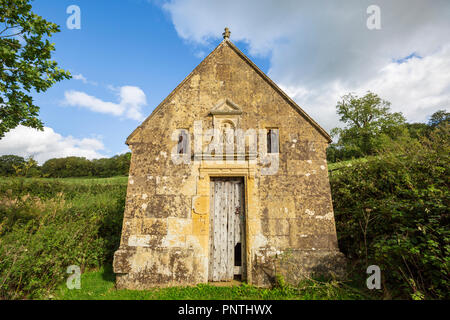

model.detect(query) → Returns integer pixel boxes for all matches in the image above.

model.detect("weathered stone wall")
[113,39,344,289]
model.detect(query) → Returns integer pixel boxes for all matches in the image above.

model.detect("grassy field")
[0,175,129,185]
[52,265,373,300]
[0,176,379,300]
[0,177,128,299]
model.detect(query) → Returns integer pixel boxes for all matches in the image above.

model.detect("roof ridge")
[126,38,331,145]
[224,40,331,142]
[126,40,227,144]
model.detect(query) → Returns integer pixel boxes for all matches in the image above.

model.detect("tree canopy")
[428,109,449,128]
[0,152,132,177]
[0,0,71,138]
[329,92,407,160]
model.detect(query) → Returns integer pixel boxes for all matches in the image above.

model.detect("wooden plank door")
[209,178,245,281]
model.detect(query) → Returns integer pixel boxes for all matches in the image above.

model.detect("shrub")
[0,179,126,299]
[331,125,450,299]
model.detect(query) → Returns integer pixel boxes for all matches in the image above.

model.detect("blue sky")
[0,0,449,163]
[31,0,269,159]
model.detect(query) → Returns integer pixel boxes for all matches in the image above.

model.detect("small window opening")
[177,130,188,155]
[267,129,279,153]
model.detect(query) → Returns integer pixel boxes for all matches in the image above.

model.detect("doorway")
[208,177,246,281]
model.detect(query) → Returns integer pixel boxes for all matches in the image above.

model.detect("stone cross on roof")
[222,27,231,40]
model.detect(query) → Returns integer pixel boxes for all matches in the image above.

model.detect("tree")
[330,92,407,158]
[11,156,38,176]
[41,157,93,178]
[0,154,24,175]
[112,152,131,175]
[0,0,71,138]
[428,109,449,128]
[406,122,430,140]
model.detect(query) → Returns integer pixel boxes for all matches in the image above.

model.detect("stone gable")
[114,34,345,289]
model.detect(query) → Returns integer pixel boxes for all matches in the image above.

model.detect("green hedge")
[1,128,448,300]
[0,179,126,299]
[331,128,449,299]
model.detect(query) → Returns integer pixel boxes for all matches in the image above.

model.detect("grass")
[0,176,128,185]
[52,265,374,300]
[0,176,378,300]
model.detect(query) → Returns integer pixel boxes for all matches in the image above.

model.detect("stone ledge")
[251,249,347,287]
[113,246,206,289]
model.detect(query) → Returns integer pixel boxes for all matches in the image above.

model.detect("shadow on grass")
[53,263,377,300]
[101,264,116,283]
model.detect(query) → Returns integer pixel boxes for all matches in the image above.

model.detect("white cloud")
[0,126,107,164]
[64,85,147,121]
[73,73,98,86]
[120,86,148,121]
[64,91,123,116]
[161,0,450,130]
[118,147,131,155]
[280,45,450,130]
[73,73,87,82]
[363,46,450,123]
